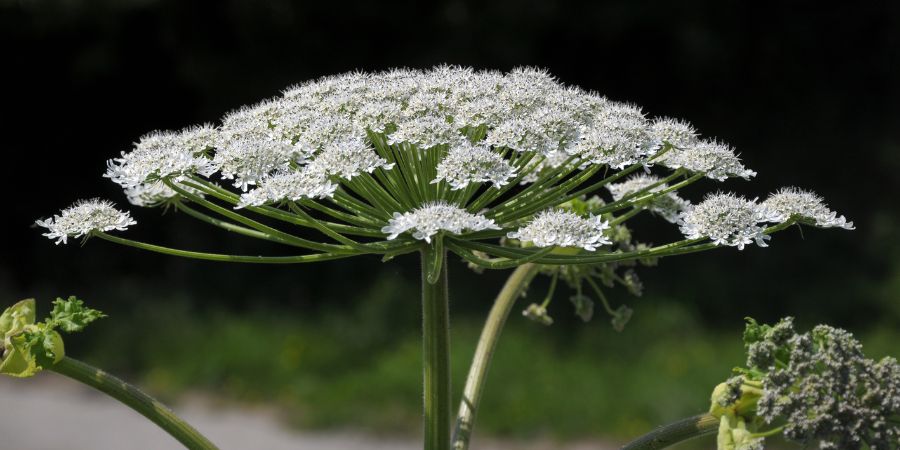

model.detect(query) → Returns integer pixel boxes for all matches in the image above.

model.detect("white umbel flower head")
[237,168,337,208]
[432,142,517,190]
[306,138,393,180]
[570,102,655,169]
[649,117,699,149]
[761,187,854,230]
[105,125,219,189]
[381,201,499,243]
[679,193,777,250]
[213,137,301,191]
[508,209,612,251]
[661,139,756,181]
[606,174,690,223]
[36,199,136,245]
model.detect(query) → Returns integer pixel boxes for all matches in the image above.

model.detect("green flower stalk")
[0,298,218,450]
[35,66,854,449]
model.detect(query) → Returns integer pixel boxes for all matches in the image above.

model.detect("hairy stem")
[49,357,218,450]
[422,246,452,450]
[621,414,719,450]
[453,263,541,450]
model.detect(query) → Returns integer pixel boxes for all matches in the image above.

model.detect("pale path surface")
[0,373,614,450]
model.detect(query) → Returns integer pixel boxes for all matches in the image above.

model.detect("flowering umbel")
[34,66,859,450]
[37,66,851,269]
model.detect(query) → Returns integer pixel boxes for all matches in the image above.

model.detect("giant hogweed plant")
[20,66,867,449]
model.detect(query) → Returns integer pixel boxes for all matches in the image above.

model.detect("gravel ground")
[0,373,614,450]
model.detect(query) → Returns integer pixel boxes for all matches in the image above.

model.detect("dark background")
[2,0,899,441]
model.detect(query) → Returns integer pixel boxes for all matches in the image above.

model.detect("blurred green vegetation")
[68,276,898,442]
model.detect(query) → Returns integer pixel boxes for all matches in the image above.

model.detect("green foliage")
[0,297,104,377]
[49,296,107,333]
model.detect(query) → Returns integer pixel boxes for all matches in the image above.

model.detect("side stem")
[422,246,452,450]
[620,414,719,450]
[452,263,541,450]
[49,357,218,450]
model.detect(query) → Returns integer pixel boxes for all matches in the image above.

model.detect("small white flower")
[570,102,656,169]
[432,142,517,189]
[237,168,337,208]
[381,201,499,243]
[606,174,690,223]
[761,187,854,230]
[660,139,756,181]
[649,117,699,149]
[36,199,136,245]
[508,209,612,251]
[485,107,579,154]
[306,138,393,180]
[387,113,465,149]
[679,193,776,250]
[105,125,219,189]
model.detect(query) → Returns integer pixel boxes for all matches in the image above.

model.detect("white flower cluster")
[660,139,756,181]
[508,209,611,251]
[679,193,778,250]
[381,201,499,243]
[606,174,690,223]
[104,66,755,213]
[649,118,698,149]
[762,187,854,230]
[105,126,219,204]
[432,142,517,190]
[237,169,336,208]
[35,199,136,245]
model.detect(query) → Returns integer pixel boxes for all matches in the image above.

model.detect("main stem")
[620,414,719,450]
[422,246,452,450]
[50,357,218,450]
[453,263,541,450]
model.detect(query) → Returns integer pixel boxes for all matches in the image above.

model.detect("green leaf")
[49,296,106,333]
[741,317,768,348]
[0,297,103,378]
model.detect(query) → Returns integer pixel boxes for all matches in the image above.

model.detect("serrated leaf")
[49,296,106,333]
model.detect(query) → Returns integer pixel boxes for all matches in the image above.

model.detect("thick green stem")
[453,263,541,450]
[621,414,719,450]
[49,357,218,450]
[422,246,452,450]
